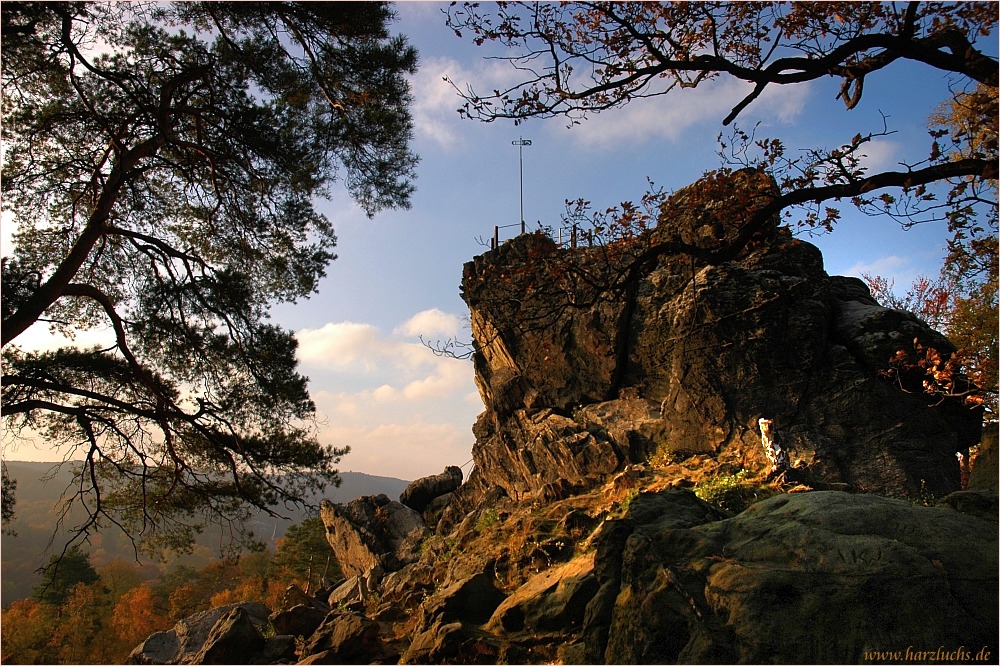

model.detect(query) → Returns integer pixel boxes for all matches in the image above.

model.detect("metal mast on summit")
[512,137,531,234]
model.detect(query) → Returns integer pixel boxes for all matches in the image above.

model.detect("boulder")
[326,564,383,610]
[400,466,463,513]
[320,494,429,578]
[421,570,507,626]
[940,489,999,521]
[402,568,507,663]
[127,601,289,665]
[380,561,436,610]
[486,552,598,633]
[299,611,382,664]
[278,583,319,611]
[400,620,501,665]
[128,630,181,665]
[187,606,266,665]
[580,490,729,664]
[268,603,327,639]
[585,489,998,664]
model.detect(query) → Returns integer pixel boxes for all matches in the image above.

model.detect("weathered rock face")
[461,213,982,501]
[320,494,429,578]
[585,489,999,664]
[299,611,383,665]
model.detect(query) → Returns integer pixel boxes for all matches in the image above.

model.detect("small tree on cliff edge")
[1,2,417,558]
[446,2,996,409]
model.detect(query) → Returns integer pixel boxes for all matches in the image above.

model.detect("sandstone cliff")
[130,188,995,665]
[457,209,980,507]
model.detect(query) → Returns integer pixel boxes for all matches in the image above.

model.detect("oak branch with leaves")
[1,2,418,558]
[447,2,995,231]
[447,1,997,408]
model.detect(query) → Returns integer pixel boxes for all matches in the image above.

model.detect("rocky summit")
[130,189,997,664]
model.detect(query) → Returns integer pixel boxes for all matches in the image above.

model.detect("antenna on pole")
[512,137,532,234]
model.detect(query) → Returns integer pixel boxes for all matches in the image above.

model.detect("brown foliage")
[112,585,171,650]
[447,1,996,261]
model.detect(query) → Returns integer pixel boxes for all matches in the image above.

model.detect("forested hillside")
[0,461,407,606]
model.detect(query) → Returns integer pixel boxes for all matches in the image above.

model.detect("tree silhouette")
[33,546,99,607]
[1,2,418,557]
[1,461,16,533]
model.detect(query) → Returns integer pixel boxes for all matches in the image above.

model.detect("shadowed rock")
[461,212,982,501]
[127,602,294,665]
[400,465,463,513]
[299,611,383,664]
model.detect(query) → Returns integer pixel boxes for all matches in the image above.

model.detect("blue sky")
[4,2,988,482]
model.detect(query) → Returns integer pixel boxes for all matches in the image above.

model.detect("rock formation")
[400,465,463,513]
[458,201,981,504]
[319,494,428,578]
[587,490,998,664]
[130,180,995,664]
[127,602,295,665]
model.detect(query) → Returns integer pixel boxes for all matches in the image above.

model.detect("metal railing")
[489,221,583,250]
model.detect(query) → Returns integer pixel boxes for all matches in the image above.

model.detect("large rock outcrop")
[459,198,982,503]
[127,174,995,665]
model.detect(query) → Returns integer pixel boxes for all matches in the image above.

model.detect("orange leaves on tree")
[112,585,170,650]
[881,338,987,409]
[0,598,59,664]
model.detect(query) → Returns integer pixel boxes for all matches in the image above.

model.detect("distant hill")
[0,461,409,607]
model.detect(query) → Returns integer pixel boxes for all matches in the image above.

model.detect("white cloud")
[295,311,481,478]
[323,421,475,482]
[6,320,117,354]
[755,80,811,124]
[842,255,929,297]
[309,353,471,409]
[311,375,480,481]
[295,321,441,377]
[398,359,470,401]
[857,138,903,174]
[410,55,522,150]
[561,77,812,151]
[296,321,382,369]
[844,254,909,279]
[410,55,465,148]
[394,308,463,338]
